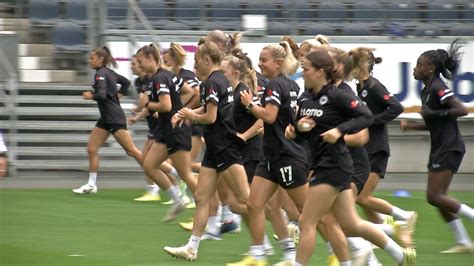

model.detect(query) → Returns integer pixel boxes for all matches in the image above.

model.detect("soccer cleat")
[242,246,274,257]
[133,193,161,202]
[164,245,197,261]
[287,223,300,245]
[399,247,416,266]
[326,254,339,266]
[162,199,174,205]
[161,201,186,223]
[441,244,474,254]
[393,221,414,248]
[226,256,268,266]
[201,231,222,241]
[221,221,240,234]
[179,219,194,231]
[405,211,418,234]
[383,215,395,225]
[186,202,196,209]
[72,184,97,194]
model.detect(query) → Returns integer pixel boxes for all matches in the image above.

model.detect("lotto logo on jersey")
[350,100,360,109]
[300,108,323,117]
[95,76,105,81]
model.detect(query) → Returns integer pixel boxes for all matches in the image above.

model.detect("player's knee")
[426,192,441,206]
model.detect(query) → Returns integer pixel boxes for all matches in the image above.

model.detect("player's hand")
[296,116,315,132]
[321,128,342,144]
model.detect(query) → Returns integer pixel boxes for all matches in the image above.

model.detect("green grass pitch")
[1,189,473,265]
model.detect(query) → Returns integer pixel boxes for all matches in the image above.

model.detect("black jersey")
[256,72,268,99]
[92,67,130,125]
[134,76,148,94]
[233,82,263,163]
[421,76,465,157]
[200,70,241,152]
[261,74,307,162]
[135,76,157,131]
[357,76,403,155]
[178,68,200,89]
[148,68,185,134]
[297,84,373,172]
[338,82,371,176]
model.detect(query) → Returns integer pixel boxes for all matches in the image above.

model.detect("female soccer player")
[401,39,474,253]
[351,48,417,229]
[294,49,416,266]
[73,46,142,194]
[228,41,309,266]
[136,43,197,222]
[163,42,203,173]
[164,41,250,261]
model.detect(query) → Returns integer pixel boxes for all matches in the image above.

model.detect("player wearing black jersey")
[401,39,474,254]
[228,41,309,266]
[128,53,187,203]
[293,49,415,266]
[73,47,142,195]
[136,44,197,223]
[350,48,418,230]
[164,41,250,262]
[163,42,203,174]
[127,55,160,202]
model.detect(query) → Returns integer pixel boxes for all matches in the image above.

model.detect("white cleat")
[72,184,97,194]
[161,201,187,223]
[164,245,197,261]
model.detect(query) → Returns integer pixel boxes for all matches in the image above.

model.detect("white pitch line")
[67,254,86,257]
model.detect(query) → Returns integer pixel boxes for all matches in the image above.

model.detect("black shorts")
[95,120,127,134]
[254,155,308,189]
[350,148,370,194]
[368,151,389,179]
[244,160,258,183]
[191,123,204,137]
[201,143,243,173]
[153,126,192,155]
[309,166,352,191]
[428,151,464,174]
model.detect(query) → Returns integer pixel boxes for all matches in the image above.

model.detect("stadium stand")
[65,0,89,26]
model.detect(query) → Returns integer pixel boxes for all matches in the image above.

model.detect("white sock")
[264,234,273,250]
[87,172,97,187]
[169,167,181,180]
[347,237,371,253]
[373,223,394,236]
[367,249,381,266]
[166,185,182,203]
[391,206,411,221]
[187,235,200,252]
[221,205,234,223]
[457,204,474,222]
[146,184,159,195]
[326,241,334,253]
[448,219,472,245]
[340,261,352,266]
[249,245,266,260]
[207,216,219,235]
[383,237,404,264]
[279,238,296,260]
[234,214,242,227]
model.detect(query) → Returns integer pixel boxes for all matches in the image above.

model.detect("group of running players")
[72,30,473,266]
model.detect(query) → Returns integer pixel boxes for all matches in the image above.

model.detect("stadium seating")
[52,21,88,52]
[172,0,203,30]
[28,0,60,25]
[65,0,88,26]
[137,0,169,29]
[206,0,242,31]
